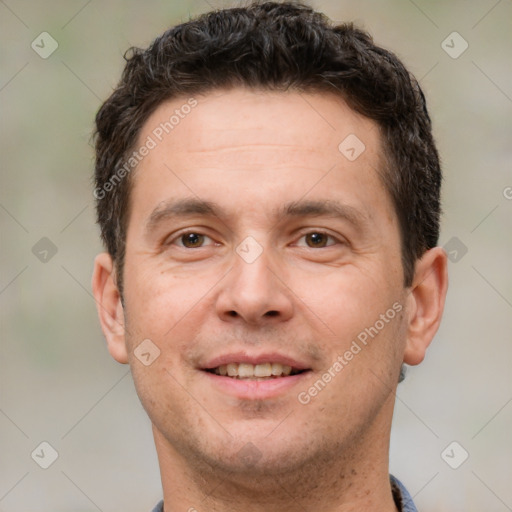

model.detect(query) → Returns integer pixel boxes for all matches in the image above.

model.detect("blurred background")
[1,1,511,510]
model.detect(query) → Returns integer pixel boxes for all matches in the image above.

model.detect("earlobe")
[403,246,448,366]
[92,252,129,364]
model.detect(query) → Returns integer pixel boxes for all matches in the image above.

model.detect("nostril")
[265,311,279,317]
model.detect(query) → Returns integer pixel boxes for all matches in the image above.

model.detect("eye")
[171,232,214,248]
[296,231,339,248]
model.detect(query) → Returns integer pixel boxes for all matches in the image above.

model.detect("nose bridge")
[235,243,274,293]
[217,238,293,324]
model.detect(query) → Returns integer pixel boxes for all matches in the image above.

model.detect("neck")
[153,402,399,512]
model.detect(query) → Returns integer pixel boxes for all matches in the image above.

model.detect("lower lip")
[201,371,311,400]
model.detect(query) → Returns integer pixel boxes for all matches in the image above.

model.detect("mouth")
[199,353,312,400]
[204,362,307,380]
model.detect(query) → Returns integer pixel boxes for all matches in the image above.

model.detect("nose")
[215,245,294,326]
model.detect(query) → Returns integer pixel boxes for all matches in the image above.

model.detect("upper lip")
[200,351,311,371]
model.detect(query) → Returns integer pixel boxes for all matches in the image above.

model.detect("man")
[92,2,448,511]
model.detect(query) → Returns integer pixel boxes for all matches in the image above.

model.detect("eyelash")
[167,230,341,249]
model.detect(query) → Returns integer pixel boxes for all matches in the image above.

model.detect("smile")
[206,362,305,379]
[200,353,312,400]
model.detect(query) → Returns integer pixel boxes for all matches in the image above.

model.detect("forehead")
[128,88,392,229]
[136,87,381,167]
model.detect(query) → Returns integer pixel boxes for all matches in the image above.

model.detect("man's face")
[120,88,409,473]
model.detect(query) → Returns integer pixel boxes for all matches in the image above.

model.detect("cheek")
[304,268,406,394]
[300,266,397,335]
[122,264,225,391]
[124,261,214,337]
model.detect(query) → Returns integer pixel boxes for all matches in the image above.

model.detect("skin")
[93,88,448,511]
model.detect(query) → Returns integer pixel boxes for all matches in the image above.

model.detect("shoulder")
[390,474,418,512]
[150,500,164,512]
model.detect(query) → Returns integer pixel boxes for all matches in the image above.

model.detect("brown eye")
[305,232,330,248]
[180,233,205,248]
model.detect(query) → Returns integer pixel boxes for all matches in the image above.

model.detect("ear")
[92,252,128,364]
[403,246,448,366]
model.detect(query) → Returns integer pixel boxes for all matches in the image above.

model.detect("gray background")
[1,0,511,511]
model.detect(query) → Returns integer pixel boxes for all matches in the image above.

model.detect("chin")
[198,430,320,478]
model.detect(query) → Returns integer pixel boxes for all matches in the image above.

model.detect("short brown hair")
[94,1,441,294]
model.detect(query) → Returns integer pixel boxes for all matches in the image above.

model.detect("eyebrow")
[283,199,368,227]
[144,197,369,235]
[145,198,219,234]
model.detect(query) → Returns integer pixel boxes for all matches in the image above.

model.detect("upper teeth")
[213,363,293,378]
